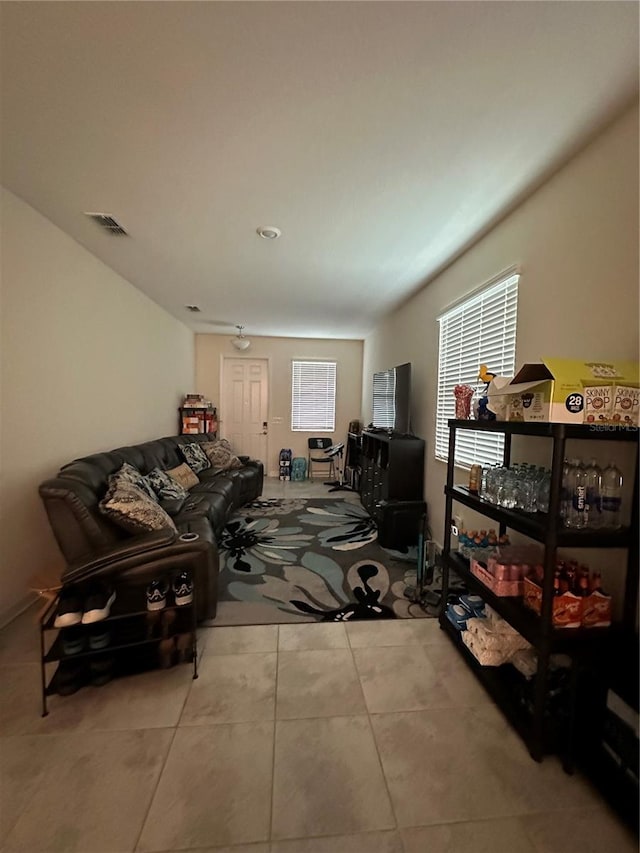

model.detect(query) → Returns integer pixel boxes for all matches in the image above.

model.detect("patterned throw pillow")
[201,439,243,471]
[99,478,177,534]
[116,462,158,502]
[146,467,189,501]
[178,442,211,473]
[165,462,199,490]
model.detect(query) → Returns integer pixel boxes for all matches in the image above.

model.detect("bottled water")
[561,459,573,523]
[571,459,588,529]
[601,462,623,528]
[584,459,602,528]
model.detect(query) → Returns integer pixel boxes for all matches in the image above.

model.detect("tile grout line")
[130,664,197,852]
[268,623,280,842]
[347,630,401,835]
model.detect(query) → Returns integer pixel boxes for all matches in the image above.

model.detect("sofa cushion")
[166,463,199,490]
[146,467,189,501]
[179,442,211,473]
[99,478,177,535]
[201,439,243,471]
[115,462,158,502]
[174,493,229,538]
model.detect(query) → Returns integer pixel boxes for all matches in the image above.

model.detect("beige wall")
[363,105,639,558]
[0,188,194,622]
[196,335,363,476]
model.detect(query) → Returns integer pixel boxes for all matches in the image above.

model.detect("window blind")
[372,369,396,428]
[435,274,519,467]
[291,360,337,431]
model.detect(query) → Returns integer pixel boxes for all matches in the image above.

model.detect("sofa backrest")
[39,433,216,564]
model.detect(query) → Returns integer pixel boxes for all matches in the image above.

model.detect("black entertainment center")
[359,429,426,550]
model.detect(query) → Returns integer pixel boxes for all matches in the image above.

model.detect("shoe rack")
[39,574,199,716]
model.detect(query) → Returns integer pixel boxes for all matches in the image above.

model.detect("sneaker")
[88,626,111,650]
[54,586,84,628]
[81,583,116,624]
[61,625,86,655]
[55,660,88,695]
[89,655,114,686]
[172,571,193,606]
[146,579,168,611]
[446,603,470,631]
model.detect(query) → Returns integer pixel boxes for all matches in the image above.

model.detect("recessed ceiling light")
[256,225,281,240]
[185,305,201,312]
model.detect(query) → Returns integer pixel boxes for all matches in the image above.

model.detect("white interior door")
[221,358,268,467]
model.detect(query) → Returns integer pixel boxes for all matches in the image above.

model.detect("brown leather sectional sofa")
[39,433,264,621]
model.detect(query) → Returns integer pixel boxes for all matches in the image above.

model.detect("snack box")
[493,359,639,425]
[581,590,612,628]
[523,577,582,628]
[471,557,523,597]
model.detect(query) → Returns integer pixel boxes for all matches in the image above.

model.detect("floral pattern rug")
[210,498,430,625]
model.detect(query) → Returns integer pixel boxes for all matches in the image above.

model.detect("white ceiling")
[1,2,638,340]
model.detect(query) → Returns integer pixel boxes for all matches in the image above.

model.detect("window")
[291,360,336,431]
[435,272,519,467]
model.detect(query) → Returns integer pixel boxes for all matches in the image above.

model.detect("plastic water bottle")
[571,459,588,529]
[601,462,623,529]
[584,459,602,528]
[561,459,573,523]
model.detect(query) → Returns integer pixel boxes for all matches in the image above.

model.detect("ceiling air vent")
[84,212,128,236]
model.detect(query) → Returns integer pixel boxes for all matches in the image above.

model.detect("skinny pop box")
[498,359,639,425]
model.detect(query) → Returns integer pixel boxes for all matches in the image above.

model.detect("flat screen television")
[372,362,412,435]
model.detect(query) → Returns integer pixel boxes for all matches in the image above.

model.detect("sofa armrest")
[238,455,251,464]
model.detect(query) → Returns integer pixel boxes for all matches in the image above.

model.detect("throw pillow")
[201,439,243,471]
[146,467,189,501]
[115,462,158,502]
[178,442,211,473]
[166,462,199,490]
[99,478,177,534]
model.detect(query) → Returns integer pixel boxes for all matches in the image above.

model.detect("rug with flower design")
[209,498,430,625]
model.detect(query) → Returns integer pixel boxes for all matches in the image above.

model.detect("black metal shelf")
[438,616,562,758]
[446,485,632,547]
[448,419,640,442]
[446,552,614,651]
[441,416,638,767]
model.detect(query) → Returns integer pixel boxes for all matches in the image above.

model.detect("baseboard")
[0,592,39,631]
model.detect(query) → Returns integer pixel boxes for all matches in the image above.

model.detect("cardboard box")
[581,590,612,628]
[523,577,582,628]
[499,359,639,425]
[471,558,523,597]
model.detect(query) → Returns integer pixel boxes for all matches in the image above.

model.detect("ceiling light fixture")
[256,225,281,240]
[231,325,251,351]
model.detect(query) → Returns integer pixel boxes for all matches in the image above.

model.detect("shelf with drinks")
[440,417,638,765]
[446,486,632,548]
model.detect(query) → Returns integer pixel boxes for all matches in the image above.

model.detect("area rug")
[210,498,432,625]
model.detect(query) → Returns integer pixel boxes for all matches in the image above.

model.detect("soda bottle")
[584,459,602,528]
[601,462,623,529]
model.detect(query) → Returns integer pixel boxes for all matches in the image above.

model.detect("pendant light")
[231,325,251,351]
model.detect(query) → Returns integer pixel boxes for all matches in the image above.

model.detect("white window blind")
[291,360,336,431]
[372,369,396,428]
[435,273,519,467]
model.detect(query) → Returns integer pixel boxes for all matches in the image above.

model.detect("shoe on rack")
[172,571,193,606]
[459,594,486,617]
[88,626,111,650]
[81,582,116,624]
[89,655,114,686]
[54,586,84,628]
[146,579,169,611]
[158,637,176,669]
[175,632,195,664]
[61,625,86,656]
[56,660,88,695]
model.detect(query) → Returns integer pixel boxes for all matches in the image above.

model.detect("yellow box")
[502,359,639,425]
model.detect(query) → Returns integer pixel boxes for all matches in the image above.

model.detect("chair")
[307,437,335,480]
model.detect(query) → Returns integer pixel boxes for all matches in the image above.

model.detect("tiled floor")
[0,480,636,852]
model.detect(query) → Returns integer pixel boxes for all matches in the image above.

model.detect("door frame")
[219,354,271,467]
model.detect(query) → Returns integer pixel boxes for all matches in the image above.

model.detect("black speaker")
[375,500,427,550]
